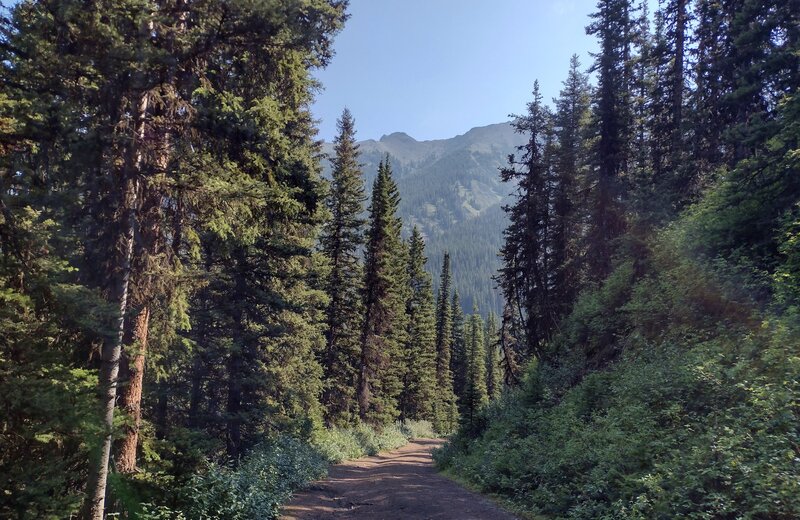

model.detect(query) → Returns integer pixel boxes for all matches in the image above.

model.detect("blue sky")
[311,0,602,142]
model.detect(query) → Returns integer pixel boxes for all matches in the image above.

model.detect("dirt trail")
[281,438,518,520]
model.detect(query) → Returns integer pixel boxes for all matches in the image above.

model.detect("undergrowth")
[138,420,433,518]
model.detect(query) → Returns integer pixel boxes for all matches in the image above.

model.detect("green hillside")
[322,122,525,313]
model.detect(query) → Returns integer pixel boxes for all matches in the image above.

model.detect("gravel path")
[281,438,519,520]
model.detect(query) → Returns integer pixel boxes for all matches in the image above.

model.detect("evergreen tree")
[497,82,553,361]
[358,157,409,424]
[551,56,592,317]
[585,0,634,280]
[399,227,438,421]
[320,108,366,425]
[450,289,468,408]
[462,307,488,427]
[645,0,690,218]
[484,311,503,400]
[433,253,459,432]
[0,0,345,517]
[689,0,731,177]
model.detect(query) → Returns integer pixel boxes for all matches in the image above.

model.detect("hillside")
[322,122,526,313]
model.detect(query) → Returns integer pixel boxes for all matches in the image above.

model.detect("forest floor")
[281,438,519,520]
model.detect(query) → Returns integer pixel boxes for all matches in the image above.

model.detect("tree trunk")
[116,305,150,473]
[83,70,150,520]
[83,177,139,520]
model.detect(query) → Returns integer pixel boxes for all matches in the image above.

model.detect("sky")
[311,0,602,142]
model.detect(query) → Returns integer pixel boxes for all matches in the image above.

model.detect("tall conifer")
[358,158,409,424]
[552,56,592,316]
[462,307,488,427]
[433,253,459,432]
[484,311,503,400]
[450,290,467,408]
[586,0,634,280]
[497,82,553,361]
[320,108,366,425]
[400,227,438,421]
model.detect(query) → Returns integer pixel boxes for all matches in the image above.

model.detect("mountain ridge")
[322,121,526,314]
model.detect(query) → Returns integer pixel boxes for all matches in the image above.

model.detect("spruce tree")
[433,253,459,432]
[358,157,409,424]
[462,307,488,427]
[498,82,553,361]
[320,108,366,425]
[399,227,438,421]
[450,289,468,409]
[552,56,592,317]
[484,311,503,400]
[586,0,634,280]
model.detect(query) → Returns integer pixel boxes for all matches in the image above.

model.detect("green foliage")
[433,252,460,433]
[359,158,410,424]
[311,422,416,463]
[398,419,438,440]
[321,108,367,426]
[175,436,327,520]
[438,210,800,518]
[438,315,800,518]
[553,260,636,366]
[0,209,108,518]
[462,310,488,427]
[484,312,503,400]
[400,227,439,422]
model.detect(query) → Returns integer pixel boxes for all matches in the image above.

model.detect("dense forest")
[0,1,503,518]
[1,0,798,519]
[436,0,800,518]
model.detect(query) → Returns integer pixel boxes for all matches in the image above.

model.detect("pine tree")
[358,157,409,424]
[433,253,459,433]
[462,307,488,427]
[399,227,438,421]
[320,108,366,425]
[484,311,503,400]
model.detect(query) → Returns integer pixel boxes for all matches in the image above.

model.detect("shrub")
[373,423,409,451]
[177,436,327,520]
[399,419,437,439]
[312,422,414,463]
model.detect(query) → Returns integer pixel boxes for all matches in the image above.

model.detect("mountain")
[322,122,527,314]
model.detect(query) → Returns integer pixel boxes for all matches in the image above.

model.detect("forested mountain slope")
[435,0,800,518]
[322,122,526,313]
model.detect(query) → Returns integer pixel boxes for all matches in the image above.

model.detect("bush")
[436,223,800,518]
[311,427,366,463]
[399,419,437,439]
[176,436,327,520]
[311,422,414,463]
[372,423,409,451]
